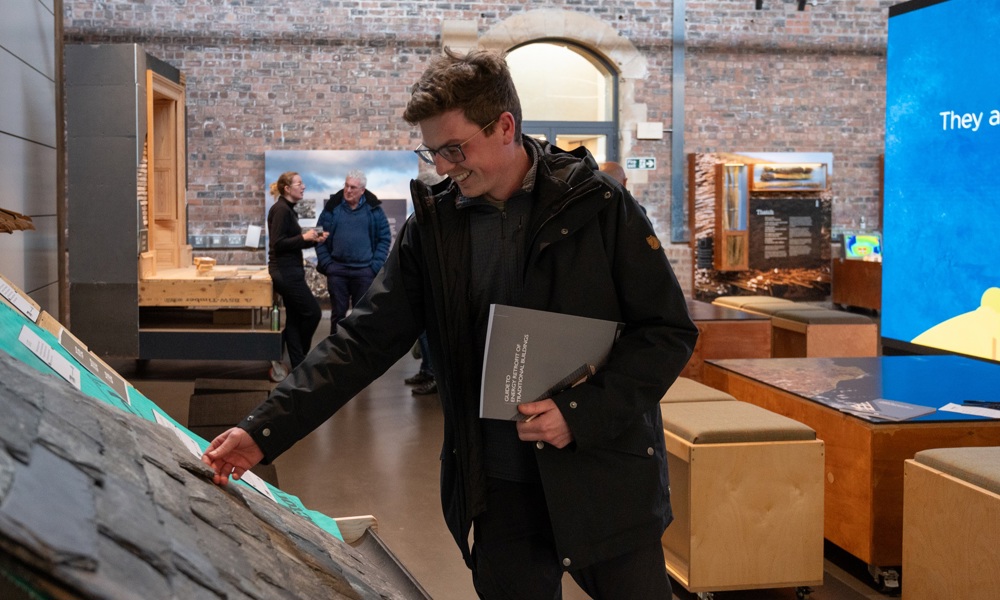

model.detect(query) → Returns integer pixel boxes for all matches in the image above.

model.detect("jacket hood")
[530,136,600,187]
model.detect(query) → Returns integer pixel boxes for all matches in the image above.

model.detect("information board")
[747,197,828,270]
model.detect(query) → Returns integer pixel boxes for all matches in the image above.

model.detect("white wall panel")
[0,134,57,215]
[1,0,55,78]
[0,0,58,311]
[0,52,57,147]
[0,234,26,285]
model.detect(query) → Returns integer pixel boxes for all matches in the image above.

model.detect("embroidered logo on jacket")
[646,235,661,250]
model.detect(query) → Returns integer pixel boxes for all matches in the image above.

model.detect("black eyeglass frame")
[413,118,498,165]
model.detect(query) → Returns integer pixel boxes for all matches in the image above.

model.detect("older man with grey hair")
[315,169,392,335]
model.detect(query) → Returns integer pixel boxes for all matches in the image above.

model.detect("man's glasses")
[414,119,497,165]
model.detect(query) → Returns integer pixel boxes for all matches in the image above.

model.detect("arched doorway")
[506,40,619,162]
[477,9,649,167]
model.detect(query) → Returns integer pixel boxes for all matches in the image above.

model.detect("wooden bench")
[903,447,1000,600]
[660,400,824,596]
[769,307,878,358]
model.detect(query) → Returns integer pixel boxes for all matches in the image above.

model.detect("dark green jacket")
[241,139,698,570]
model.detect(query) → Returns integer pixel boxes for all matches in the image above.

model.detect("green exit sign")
[625,157,656,170]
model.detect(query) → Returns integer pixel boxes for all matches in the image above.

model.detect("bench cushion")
[660,377,737,403]
[747,303,828,316]
[771,308,874,325]
[662,400,816,444]
[713,295,795,309]
[914,446,1000,496]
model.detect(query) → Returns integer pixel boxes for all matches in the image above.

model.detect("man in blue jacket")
[315,169,391,335]
[204,49,697,599]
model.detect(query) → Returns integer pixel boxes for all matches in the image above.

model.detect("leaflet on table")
[479,304,623,421]
[939,403,1000,419]
[837,398,936,422]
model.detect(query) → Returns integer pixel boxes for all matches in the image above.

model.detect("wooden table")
[681,299,771,382]
[703,355,1000,575]
[139,265,272,308]
[136,264,279,361]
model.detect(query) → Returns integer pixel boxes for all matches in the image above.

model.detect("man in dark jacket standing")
[204,49,698,600]
[315,169,391,334]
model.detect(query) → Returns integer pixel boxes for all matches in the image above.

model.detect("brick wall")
[63,0,894,288]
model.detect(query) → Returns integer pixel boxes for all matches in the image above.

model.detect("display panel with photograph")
[750,163,828,192]
[264,150,418,263]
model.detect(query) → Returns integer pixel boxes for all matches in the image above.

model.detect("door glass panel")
[507,42,613,122]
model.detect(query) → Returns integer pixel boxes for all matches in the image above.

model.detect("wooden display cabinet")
[714,163,749,271]
[832,257,882,311]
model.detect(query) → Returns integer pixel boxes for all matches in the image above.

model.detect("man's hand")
[516,399,574,449]
[201,427,265,486]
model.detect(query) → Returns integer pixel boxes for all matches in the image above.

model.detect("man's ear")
[497,112,517,144]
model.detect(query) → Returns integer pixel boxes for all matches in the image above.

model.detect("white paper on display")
[245,224,262,248]
[18,325,81,390]
[151,412,277,502]
[939,403,1000,419]
[153,411,205,458]
[1,279,40,322]
[238,469,277,502]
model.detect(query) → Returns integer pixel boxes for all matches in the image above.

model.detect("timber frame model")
[66,44,279,361]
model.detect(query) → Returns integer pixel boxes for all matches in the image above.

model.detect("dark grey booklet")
[479,304,623,421]
[837,398,937,422]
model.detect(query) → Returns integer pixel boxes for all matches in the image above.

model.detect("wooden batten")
[139,251,157,278]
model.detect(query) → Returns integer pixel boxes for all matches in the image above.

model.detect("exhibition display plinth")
[661,400,824,596]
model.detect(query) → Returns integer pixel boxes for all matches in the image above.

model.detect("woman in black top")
[267,171,328,376]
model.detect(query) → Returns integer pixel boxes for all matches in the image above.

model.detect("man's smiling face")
[418,109,507,200]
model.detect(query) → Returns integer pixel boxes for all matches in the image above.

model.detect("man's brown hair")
[403,48,522,142]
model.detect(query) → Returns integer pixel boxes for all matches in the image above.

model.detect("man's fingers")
[205,429,239,460]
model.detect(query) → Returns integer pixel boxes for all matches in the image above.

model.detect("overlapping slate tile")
[0,350,412,599]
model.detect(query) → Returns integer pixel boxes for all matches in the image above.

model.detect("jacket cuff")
[238,418,282,465]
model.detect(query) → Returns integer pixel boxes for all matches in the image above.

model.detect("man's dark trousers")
[326,263,375,335]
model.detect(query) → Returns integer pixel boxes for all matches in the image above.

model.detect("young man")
[203,49,697,599]
[315,169,392,335]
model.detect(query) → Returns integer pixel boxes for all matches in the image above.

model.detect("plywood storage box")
[661,400,824,595]
[902,447,1000,600]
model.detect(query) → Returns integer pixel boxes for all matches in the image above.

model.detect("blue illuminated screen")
[883,0,1000,362]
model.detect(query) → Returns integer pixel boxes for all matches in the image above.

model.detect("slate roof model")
[0,349,412,599]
